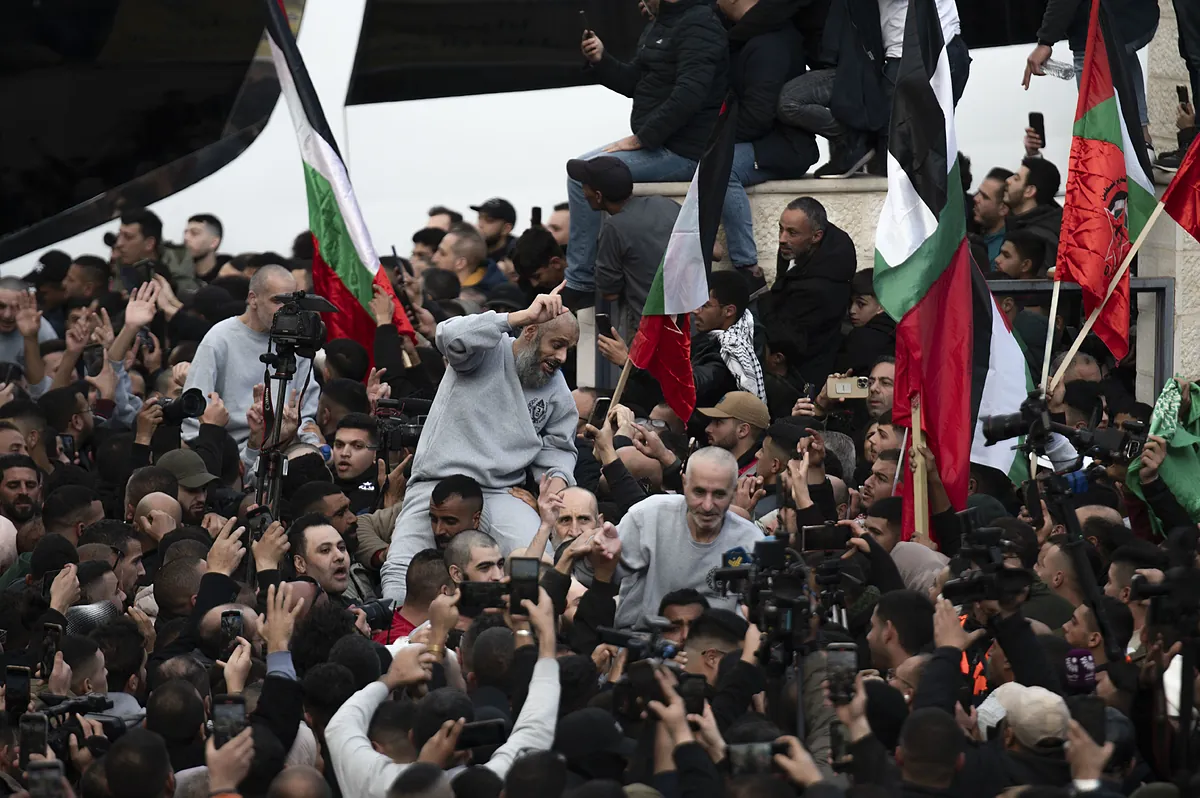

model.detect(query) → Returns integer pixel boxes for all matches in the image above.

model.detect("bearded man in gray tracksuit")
[380,291,580,602]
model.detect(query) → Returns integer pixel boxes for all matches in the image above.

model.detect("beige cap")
[697,391,770,430]
[1002,685,1070,748]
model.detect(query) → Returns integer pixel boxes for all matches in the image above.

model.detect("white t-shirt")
[879,0,963,60]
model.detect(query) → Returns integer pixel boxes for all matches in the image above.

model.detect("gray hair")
[1049,350,1099,383]
[249,263,294,297]
[0,277,29,292]
[684,446,738,487]
[444,529,499,573]
[784,196,828,233]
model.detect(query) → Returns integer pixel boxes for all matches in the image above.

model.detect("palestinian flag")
[1054,0,1155,362]
[872,0,971,543]
[265,0,415,352]
[970,265,1033,486]
[629,98,737,422]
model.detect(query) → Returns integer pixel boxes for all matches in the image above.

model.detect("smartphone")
[458,582,509,615]
[830,719,851,772]
[1029,112,1046,146]
[245,506,273,542]
[1022,480,1044,528]
[800,523,851,553]
[531,206,542,227]
[40,569,62,601]
[82,343,105,378]
[1178,85,1190,106]
[678,672,708,717]
[507,557,541,614]
[6,666,31,720]
[826,375,869,400]
[136,328,155,354]
[589,395,612,429]
[826,642,858,706]
[595,312,613,339]
[580,9,590,37]
[727,741,787,776]
[456,718,508,750]
[19,713,49,769]
[40,623,62,680]
[26,760,64,798]
[220,609,244,653]
[58,434,75,464]
[211,695,247,748]
[1069,695,1107,746]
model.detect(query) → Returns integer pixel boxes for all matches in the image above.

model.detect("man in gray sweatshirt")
[614,447,763,630]
[181,264,319,447]
[380,291,580,602]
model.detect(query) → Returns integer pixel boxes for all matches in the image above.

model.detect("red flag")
[630,315,696,422]
[1161,135,1200,244]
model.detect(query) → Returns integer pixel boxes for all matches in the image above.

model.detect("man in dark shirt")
[471,198,518,264]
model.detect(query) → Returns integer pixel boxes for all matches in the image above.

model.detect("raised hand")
[252,519,290,572]
[262,582,305,653]
[16,293,42,339]
[509,283,566,327]
[367,367,391,408]
[581,31,604,63]
[201,392,229,427]
[370,284,396,326]
[125,281,160,328]
[377,453,412,509]
[207,517,247,576]
[246,383,265,449]
[206,727,255,792]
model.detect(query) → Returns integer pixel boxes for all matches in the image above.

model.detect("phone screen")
[7,666,31,719]
[727,742,783,775]
[82,344,105,378]
[58,434,75,464]
[508,557,541,612]
[595,313,613,338]
[212,697,246,748]
[826,643,857,705]
[19,713,48,769]
[40,569,62,601]
[40,623,62,680]
[220,611,244,655]
[589,396,612,429]
[27,760,65,798]
[678,673,707,716]
[456,719,508,750]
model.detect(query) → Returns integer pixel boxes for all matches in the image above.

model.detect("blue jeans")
[724,142,780,268]
[566,146,698,291]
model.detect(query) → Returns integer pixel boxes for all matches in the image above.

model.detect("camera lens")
[161,388,208,425]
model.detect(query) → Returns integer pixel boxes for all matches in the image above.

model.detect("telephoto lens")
[160,388,207,425]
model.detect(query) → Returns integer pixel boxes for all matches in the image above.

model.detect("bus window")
[347,0,645,105]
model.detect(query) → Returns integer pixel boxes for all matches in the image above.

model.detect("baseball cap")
[157,449,220,489]
[24,250,72,286]
[998,684,1070,748]
[484,282,528,312]
[470,198,517,225]
[566,157,633,202]
[697,391,771,430]
[554,708,638,761]
[103,231,118,248]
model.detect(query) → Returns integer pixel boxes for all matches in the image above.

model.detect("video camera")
[983,391,1147,465]
[596,618,679,663]
[375,397,429,453]
[39,694,124,756]
[267,291,336,359]
[942,512,1034,606]
[712,537,812,662]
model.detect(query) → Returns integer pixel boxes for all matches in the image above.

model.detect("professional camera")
[355,599,396,631]
[40,694,124,756]
[982,391,1147,465]
[596,618,679,663]
[268,291,336,358]
[159,387,207,425]
[1129,526,1200,628]
[375,398,427,452]
[713,537,812,658]
[942,514,1034,605]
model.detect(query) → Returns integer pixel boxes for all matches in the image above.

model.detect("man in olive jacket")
[564,0,728,303]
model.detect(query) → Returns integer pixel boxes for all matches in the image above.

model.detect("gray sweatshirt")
[614,494,764,630]
[181,317,320,445]
[411,311,577,488]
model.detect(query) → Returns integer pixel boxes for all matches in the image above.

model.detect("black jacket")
[1037,0,1158,53]
[590,0,729,160]
[760,223,857,386]
[727,0,819,177]
[820,0,888,134]
[690,330,738,410]
[1005,203,1063,275]
[836,312,897,376]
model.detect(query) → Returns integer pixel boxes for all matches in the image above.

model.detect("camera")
[269,292,333,358]
[159,387,207,425]
[982,391,1147,465]
[712,537,813,659]
[38,694,124,757]
[941,567,1034,605]
[596,618,679,663]
[375,397,428,452]
[355,599,396,631]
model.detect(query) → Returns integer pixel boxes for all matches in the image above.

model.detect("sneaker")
[816,138,875,178]
[1155,149,1182,172]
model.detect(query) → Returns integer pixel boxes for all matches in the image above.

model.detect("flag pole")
[911,393,930,541]
[1048,201,1167,391]
[610,358,635,410]
[1034,278,1063,474]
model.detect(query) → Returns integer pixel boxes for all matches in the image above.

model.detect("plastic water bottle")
[1042,58,1076,80]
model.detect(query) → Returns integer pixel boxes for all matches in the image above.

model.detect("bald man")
[181,263,320,446]
[555,486,601,544]
[267,765,331,798]
[381,291,580,602]
[132,491,183,586]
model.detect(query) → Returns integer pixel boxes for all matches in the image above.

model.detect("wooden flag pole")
[1035,279,1063,475]
[1049,201,1167,392]
[610,358,635,411]
[911,394,930,541]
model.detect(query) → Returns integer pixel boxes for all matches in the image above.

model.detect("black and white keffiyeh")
[714,310,766,402]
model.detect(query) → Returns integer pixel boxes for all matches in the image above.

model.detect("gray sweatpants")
[379,479,541,602]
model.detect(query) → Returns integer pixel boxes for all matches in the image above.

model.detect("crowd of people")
[2,0,1200,798]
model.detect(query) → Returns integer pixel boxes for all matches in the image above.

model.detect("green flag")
[1127,378,1200,535]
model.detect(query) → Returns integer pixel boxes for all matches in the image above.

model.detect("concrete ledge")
[634,177,888,283]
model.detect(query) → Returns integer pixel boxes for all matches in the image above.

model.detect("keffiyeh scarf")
[715,310,766,402]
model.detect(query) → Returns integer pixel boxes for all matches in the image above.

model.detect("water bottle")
[1042,58,1076,80]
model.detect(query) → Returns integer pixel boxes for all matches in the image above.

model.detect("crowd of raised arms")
[2,0,1200,797]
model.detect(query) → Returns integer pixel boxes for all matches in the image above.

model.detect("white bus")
[1,0,1081,275]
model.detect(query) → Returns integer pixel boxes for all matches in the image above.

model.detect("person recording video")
[181,264,320,448]
[380,289,580,603]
